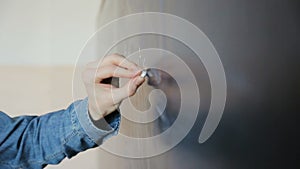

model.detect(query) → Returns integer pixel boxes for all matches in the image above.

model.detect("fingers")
[84,54,142,83]
[94,65,140,83]
[111,76,145,104]
[127,76,145,96]
[101,54,140,70]
[84,54,146,117]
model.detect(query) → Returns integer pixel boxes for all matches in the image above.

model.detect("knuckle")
[103,55,116,62]
[109,53,122,60]
[112,53,124,58]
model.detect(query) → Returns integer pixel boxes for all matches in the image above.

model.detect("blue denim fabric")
[0,98,120,169]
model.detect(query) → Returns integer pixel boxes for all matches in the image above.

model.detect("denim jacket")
[0,98,120,169]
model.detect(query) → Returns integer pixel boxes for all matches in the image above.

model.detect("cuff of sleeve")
[74,98,120,145]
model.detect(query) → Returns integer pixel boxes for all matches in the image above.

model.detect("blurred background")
[0,0,299,168]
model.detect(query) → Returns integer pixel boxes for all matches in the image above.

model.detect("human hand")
[82,54,145,120]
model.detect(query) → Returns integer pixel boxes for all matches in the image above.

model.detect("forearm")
[0,98,120,169]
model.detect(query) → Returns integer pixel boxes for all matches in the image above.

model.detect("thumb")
[111,76,145,104]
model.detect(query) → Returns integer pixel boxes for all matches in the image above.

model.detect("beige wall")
[0,66,73,115]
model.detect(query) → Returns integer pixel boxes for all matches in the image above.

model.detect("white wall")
[0,0,101,65]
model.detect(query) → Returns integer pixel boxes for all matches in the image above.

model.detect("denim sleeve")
[0,98,120,169]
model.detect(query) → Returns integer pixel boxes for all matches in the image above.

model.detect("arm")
[0,99,117,169]
[0,54,144,169]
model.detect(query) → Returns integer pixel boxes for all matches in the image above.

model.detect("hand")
[82,54,145,120]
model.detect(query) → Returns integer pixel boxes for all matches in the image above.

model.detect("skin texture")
[82,54,145,120]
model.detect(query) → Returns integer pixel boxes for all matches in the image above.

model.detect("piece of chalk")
[140,69,148,78]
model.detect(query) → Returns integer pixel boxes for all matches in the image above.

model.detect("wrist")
[88,106,104,121]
